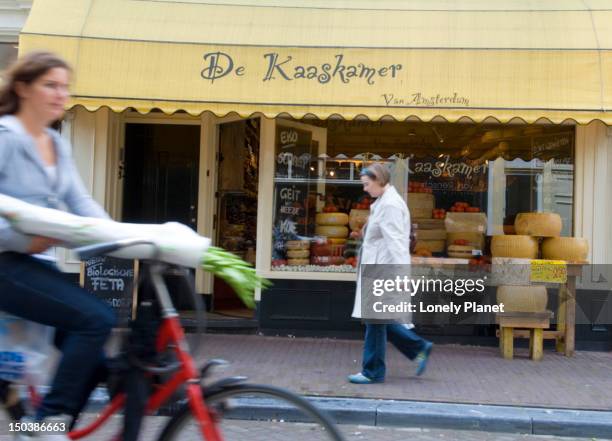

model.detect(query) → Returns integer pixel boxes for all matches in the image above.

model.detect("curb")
[44,387,612,438]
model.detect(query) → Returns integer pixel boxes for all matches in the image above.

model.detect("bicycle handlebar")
[75,238,158,260]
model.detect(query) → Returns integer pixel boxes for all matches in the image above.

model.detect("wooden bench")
[496,311,554,361]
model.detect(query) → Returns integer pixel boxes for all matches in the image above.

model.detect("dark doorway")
[122,123,200,229]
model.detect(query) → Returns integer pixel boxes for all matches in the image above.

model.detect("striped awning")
[19,0,612,124]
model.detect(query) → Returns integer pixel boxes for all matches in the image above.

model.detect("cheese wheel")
[415,239,445,253]
[287,258,310,266]
[316,212,349,226]
[416,229,447,241]
[408,193,435,219]
[413,218,445,230]
[496,285,548,313]
[287,249,310,259]
[328,238,347,245]
[491,235,539,258]
[541,237,589,262]
[286,240,310,250]
[315,225,349,238]
[447,244,475,259]
[514,212,562,237]
[446,232,484,249]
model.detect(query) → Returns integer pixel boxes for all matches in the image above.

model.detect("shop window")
[271,120,574,273]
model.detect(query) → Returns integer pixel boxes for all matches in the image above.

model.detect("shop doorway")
[213,118,260,318]
[122,123,200,228]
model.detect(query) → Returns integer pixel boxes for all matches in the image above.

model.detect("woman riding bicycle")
[0,52,116,439]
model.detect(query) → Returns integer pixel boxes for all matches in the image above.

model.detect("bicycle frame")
[28,261,224,441]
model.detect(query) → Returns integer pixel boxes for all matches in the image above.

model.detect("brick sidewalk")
[198,334,612,411]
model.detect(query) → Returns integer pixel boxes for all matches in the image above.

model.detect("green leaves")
[201,247,272,309]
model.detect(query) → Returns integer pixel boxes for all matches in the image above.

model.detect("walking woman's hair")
[359,162,391,186]
[0,51,71,117]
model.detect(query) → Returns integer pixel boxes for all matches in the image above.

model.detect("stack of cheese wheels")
[491,235,539,259]
[408,193,435,219]
[315,212,349,240]
[541,237,589,262]
[413,218,446,254]
[447,244,475,259]
[497,285,548,313]
[514,212,562,237]
[286,240,311,266]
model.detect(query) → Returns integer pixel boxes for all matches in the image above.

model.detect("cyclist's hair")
[0,51,71,117]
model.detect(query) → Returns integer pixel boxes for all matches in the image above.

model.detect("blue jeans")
[362,323,429,381]
[0,252,116,420]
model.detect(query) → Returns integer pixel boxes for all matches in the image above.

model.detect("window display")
[270,120,575,273]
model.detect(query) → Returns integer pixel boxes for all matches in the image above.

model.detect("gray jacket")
[0,115,108,254]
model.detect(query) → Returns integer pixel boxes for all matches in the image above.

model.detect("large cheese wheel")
[541,237,589,262]
[415,239,445,253]
[348,209,370,231]
[491,235,538,258]
[408,193,435,219]
[416,229,447,241]
[286,240,310,250]
[496,285,548,313]
[316,212,349,226]
[287,258,310,266]
[315,225,349,238]
[514,212,562,237]
[446,232,485,249]
[287,249,310,259]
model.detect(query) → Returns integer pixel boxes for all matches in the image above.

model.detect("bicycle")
[2,238,345,441]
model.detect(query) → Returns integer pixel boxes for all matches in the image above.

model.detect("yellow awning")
[19,0,612,124]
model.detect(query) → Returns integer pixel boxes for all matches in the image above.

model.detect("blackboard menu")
[275,125,313,179]
[80,257,138,326]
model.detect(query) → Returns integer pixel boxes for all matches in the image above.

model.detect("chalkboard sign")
[80,257,139,326]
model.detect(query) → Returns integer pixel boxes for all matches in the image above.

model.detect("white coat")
[352,184,412,321]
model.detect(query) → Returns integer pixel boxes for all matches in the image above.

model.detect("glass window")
[271,120,574,272]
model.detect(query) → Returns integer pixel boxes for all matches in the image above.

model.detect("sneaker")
[347,372,384,384]
[14,414,72,441]
[415,341,433,376]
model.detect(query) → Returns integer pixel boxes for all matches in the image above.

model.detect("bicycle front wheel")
[158,383,345,441]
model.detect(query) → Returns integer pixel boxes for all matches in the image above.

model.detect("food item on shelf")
[348,209,370,231]
[445,212,487,233]
[541,237,589,262]
[447,244,476,259]
[286,240,310,250]
[491,235,539,258]
[311,242,332,256]
[322,202,338,213]
[432,208,446,219]
[328,238,347,245]
[271,259,287,267]
[351,196,373,210]
[315,225,349,238]
[514,212,562,237]
[416,229,447,241]
[415,239,445,254]
[287,258,310,266]
[315,212,349,226]
[287,249,310,259]
[496,285,548,313]
[446,232,485,250]
[408,193,435,219]
[413,218,445,230]
[449,201,481,213]
[311,255,345,266]
[345,256,358,267]
[413,247,433,258]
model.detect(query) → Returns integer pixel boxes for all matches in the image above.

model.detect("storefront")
[19,0,612,345]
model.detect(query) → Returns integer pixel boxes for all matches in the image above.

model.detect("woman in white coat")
[348,163,433,384]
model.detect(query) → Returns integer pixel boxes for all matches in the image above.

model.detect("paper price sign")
[530,260,567,284]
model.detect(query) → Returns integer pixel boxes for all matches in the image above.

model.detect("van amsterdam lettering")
[199,51,402,85]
